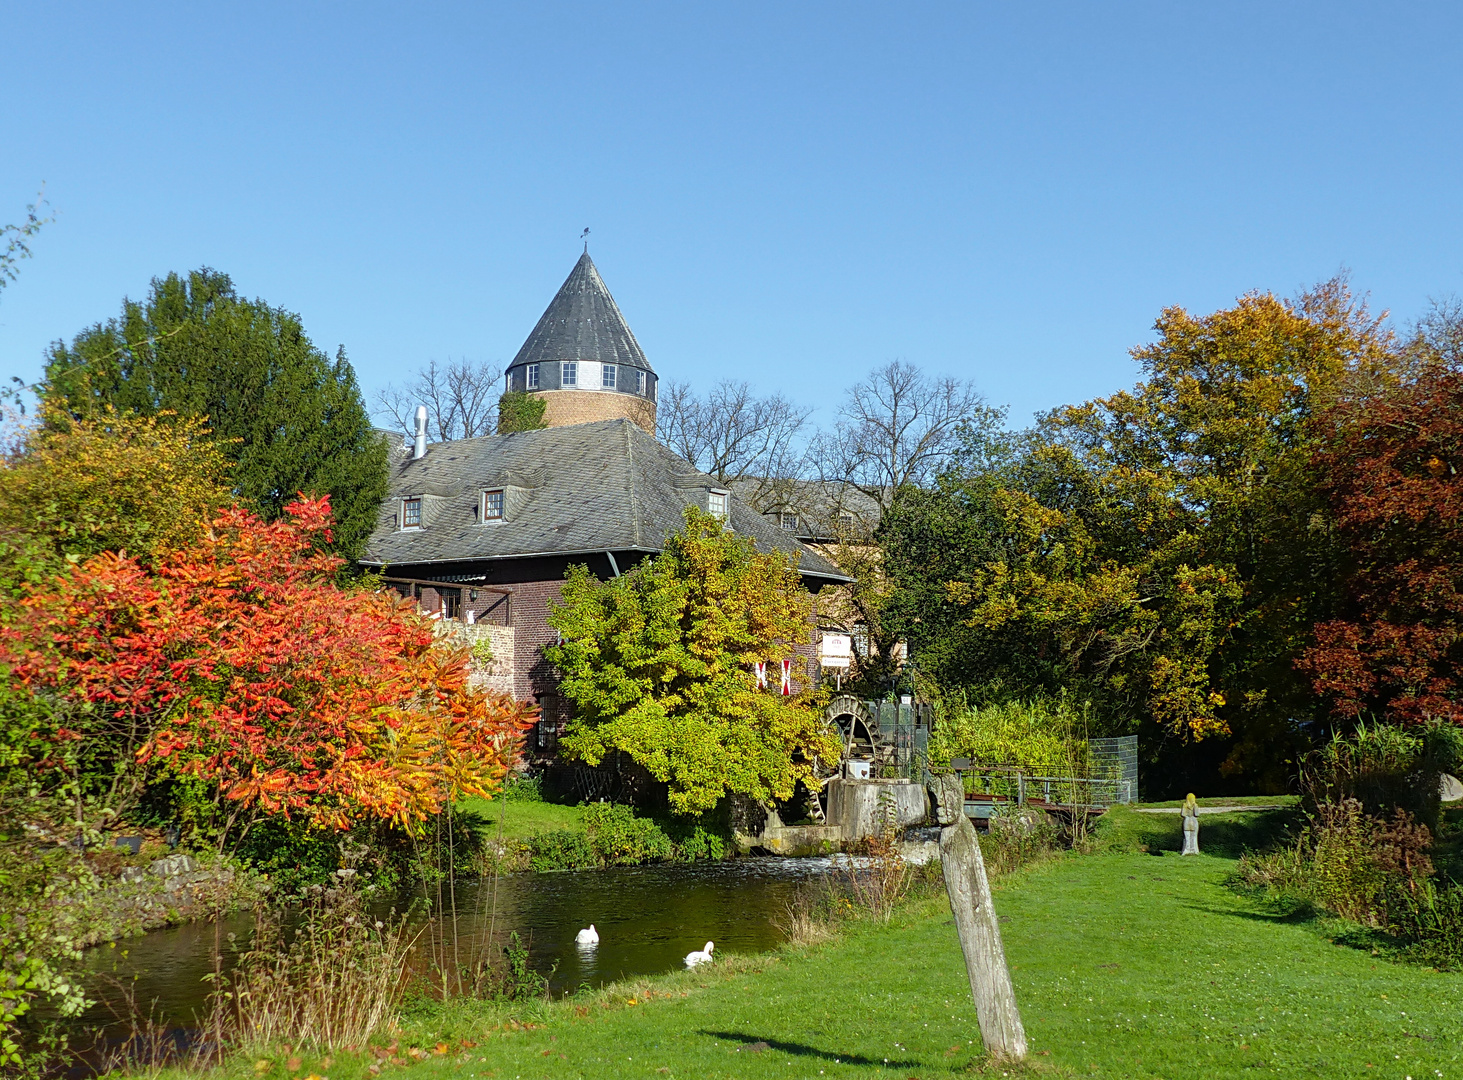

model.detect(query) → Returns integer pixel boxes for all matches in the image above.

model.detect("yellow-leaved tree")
[546,509,838,814]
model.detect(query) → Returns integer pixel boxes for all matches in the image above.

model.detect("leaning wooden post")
[932,773,1027,1061]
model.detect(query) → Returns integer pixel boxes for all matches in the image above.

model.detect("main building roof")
[361,418,847,583]
[507,252,654,374]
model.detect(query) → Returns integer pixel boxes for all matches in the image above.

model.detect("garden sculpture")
[1180,793,1200,855]
[931,773,1027,1061]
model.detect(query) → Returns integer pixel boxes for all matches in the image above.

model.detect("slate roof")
[507,253,654,374]
[359,418,849,583]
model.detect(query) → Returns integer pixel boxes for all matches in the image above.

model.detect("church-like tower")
[503,253,657,433]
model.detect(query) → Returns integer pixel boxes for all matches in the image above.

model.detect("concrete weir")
[734,777,931,855]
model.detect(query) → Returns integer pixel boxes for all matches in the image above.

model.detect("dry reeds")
[206,880,417,1053]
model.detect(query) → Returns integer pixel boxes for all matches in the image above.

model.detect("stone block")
[826,778,929,842]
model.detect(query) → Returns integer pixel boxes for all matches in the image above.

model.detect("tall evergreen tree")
[39,268,388,558]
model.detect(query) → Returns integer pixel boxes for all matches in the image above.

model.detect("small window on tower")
[526,364,539,389]
[402,497,422,528]
[482,489,505,521]
[561,361,578,387]
[708,490,729,521]
[635,369,646,395]
[602,364,617,389]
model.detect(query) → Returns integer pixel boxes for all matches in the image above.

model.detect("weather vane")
[581,227,590,252]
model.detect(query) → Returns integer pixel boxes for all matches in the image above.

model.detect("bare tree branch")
[657,379,813,505]
[375,357,501,442]
[815,360,987,513]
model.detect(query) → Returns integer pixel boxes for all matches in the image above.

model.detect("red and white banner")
[780,659,792,696]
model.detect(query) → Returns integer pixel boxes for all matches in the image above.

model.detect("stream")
[78,856,846,1037]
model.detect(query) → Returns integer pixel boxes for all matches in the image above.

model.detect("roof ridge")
[626,419,640,548]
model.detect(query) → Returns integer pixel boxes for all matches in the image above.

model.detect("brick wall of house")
[533,389,656,434]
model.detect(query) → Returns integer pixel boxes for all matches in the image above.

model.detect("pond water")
[79,856,845,1036]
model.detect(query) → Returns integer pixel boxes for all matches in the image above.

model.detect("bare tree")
[815,360,987,514]
[657,379,812,507]
[376,358,500,442]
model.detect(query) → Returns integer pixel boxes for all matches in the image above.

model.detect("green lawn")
[1137,795,1299,809]
[214,808,1463,1080]
[454,797,584,842]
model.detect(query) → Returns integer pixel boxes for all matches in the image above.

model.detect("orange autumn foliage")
[0,495,534,833]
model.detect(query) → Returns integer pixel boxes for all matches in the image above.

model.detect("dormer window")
[602,364,616,389]
[781,513,799,532]
[707,490,729,521]
[561,361,578,387]
[482,489,505,521]
[526,364,539,389]
[402,497,422,529]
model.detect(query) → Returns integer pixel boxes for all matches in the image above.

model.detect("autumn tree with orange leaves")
[0,496,534,849]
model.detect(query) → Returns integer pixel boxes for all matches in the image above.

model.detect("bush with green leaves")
[528,831,597,872]
[582,802,675,865]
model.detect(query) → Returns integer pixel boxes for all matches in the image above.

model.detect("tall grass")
[206,881,417,1053]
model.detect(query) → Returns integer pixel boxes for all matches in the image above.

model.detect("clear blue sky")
[3,2,1461,430]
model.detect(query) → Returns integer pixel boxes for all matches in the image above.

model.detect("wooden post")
[931,774,1027,1061]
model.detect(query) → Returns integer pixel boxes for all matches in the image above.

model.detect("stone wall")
[434,621,515,697]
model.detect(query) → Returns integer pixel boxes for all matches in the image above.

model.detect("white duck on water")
[575,925,599,945]
[684,941,714,968]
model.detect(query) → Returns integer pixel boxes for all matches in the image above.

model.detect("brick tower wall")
[534,390,656,434]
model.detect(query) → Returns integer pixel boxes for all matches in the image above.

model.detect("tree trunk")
[934,775,1027,1061]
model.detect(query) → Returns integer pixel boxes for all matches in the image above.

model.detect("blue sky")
[2,2,1461,430]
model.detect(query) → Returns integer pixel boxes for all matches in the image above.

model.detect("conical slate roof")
[508,253,654,373]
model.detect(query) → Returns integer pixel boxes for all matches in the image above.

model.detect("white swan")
[575,924,599,945]
[684,941,714,967]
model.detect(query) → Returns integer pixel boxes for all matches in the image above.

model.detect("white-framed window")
[708,490,729,521]
[401,497,422,528]
[482,489,505,521]
[635,369,646,395]
[561,361,577,387]
[526,364,539,389]
[781,513,799,532]
[602,364,616,389]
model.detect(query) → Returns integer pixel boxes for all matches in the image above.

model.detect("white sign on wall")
[819,632,853,668]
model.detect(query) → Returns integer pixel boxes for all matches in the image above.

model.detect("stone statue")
[1180,792,1200,855]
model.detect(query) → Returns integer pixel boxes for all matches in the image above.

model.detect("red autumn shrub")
[0,495,534,838]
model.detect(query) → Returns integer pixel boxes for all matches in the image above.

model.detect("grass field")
[453,797,584,842]
[1137,795,1299,809]
[204,806,1463,1080]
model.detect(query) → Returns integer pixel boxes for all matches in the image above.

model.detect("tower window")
[561,361,577,387]
[526,364,539,389]
[602,364,616,389]
[635,369,646,395]
[482,489,505,521]
[402,497,422,528]
[708,490,729,521]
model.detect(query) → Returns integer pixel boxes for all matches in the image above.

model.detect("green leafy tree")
[0,405,230,566]
[496,390,547,434]
[546,509,838,813]
[884,279,1399,791]
[38,268,388,558]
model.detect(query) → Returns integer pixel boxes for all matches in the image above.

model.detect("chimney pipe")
[413,406,428,459]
